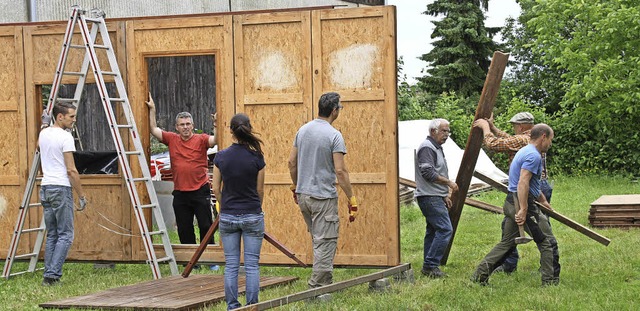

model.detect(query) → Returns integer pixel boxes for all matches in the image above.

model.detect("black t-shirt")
[214,143,265,215]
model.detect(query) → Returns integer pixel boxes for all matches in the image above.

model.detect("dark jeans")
[500,179,554,272]
[416,196,453,269]
[172,183,214,244]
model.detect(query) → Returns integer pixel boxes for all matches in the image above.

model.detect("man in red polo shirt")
[146,93,216,247]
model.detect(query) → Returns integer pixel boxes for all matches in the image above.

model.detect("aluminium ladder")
[2,6,178,280]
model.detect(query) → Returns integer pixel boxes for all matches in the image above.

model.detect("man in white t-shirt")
[39,102,87,286]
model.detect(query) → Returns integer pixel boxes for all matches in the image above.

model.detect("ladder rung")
[93,44,109,50]
[110,98,126,102]
[124,151,141,156]
[139,203,157,209]
[9,267,44,277]
[27,203,42,208]
[101,71,118,76]
[21,227,45,234]
[131,177,151,182]
[69,44,85,49]
[115,124,133,129]
[56,98,78,103]
[13,252,38,260]
[156,256,173,263]
[63,71,85,76]
[148,230,164,236]
[84,17,102,23]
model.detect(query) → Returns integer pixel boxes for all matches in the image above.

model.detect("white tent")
[398,120,508,187]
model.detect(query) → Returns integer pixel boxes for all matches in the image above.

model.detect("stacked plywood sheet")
[589,195,640,228]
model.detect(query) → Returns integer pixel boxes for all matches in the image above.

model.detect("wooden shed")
[0,5,398,270]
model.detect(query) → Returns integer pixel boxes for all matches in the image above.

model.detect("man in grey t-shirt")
[288,92,357,288]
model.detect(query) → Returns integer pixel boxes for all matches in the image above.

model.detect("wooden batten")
[1,6,398,268]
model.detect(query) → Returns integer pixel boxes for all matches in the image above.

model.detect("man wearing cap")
[473,112,557,275]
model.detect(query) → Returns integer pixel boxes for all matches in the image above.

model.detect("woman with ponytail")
[212,113,265,310]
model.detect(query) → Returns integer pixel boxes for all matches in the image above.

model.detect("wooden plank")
[40,275,297,310]
[464,198,502,214]
[473,170,611,246]
[591,194,640,206]
[237,263,412,311]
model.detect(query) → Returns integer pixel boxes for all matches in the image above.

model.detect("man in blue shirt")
[472,124,560,286]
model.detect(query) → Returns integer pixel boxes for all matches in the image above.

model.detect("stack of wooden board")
[589,194,640,228]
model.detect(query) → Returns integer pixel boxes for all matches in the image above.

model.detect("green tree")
[418,0,501,97]
[527,0,640,175]
[499,0,566,114]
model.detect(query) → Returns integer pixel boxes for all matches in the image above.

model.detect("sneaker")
[421,267,446,279]
[42,277,60,286]
[542,279,560,287]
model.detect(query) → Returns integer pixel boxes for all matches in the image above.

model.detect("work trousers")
[297,194,339,288]
[474,192,560,285]
[41,185,75,280]
[501,179,555,272]
[172,183,214,244]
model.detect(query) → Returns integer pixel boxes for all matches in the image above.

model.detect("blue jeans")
[220,213,264,310]
[40,185,75,280]
[501,179,554,272]
[416,196,452,269]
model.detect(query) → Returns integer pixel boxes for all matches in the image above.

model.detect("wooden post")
[440,51,510,265]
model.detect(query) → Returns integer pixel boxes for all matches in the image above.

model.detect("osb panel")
[134,26,224,53]
[241,22,305,94]
[331,100,385,173]
[29,30,120,84]
[0,186,23,258]
[320,16,385,91]
[244,104,307,175]
[68,184,129,260]
[0,35,16,104]
[0,112,20,177]
[259,184,389,265]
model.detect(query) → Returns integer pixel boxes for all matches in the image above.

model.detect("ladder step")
[56,98,79,103]
[69,44,85,49]
[93,44,109,50]
[63,71,85,76]
[21,227,45,234]
[131,177,151,182]
[156,256,174,263]
[139,203,157,209]
[124,151,141,156]
[115,124,133,129]
[13,252,38,260]
[148,230,164,236]
[110,98,126,102]
[27,203,42,208]
[9,267,44,277]
[84,17,102,23]
[100,71,118,76]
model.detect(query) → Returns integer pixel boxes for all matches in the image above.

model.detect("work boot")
[470,272,489,286]
[421,267,446,279]
[42,277,60,286]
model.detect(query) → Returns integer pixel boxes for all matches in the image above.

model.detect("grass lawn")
[1,175,639,310]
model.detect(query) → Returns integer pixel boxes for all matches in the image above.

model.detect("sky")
[387,0,521,84]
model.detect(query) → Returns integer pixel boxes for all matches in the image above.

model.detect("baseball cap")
[509,112,534,124]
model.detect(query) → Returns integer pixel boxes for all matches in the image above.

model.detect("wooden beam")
[464,197,503,214]
[236,263,412,311]
[399,177,500,214]
[473,170,611,246]
[441,51,510,265]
